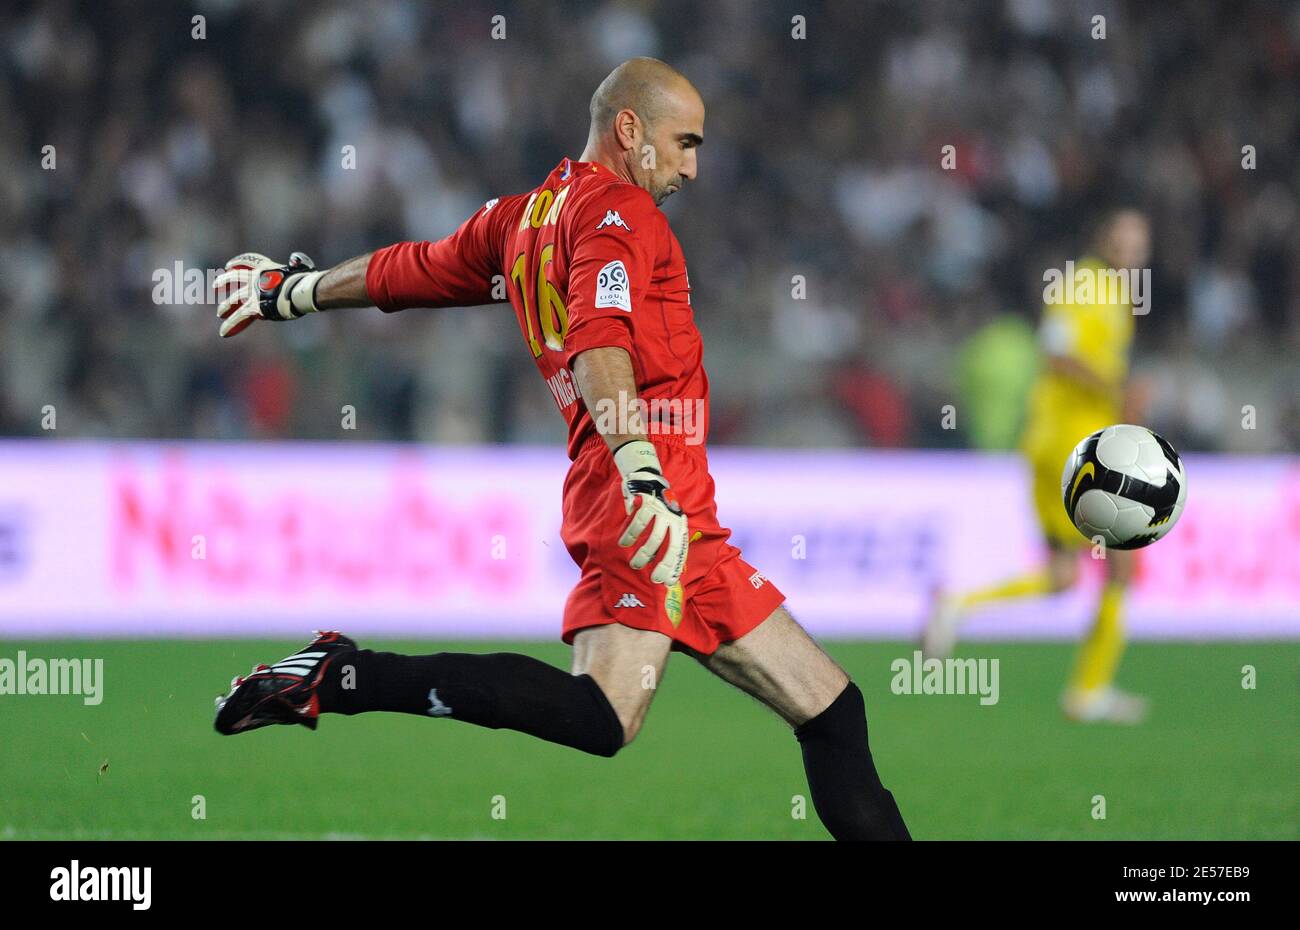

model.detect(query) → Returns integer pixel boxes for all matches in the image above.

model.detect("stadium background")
[0,0,1296,839]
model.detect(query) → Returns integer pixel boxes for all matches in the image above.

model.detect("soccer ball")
[1061,424,1188,549]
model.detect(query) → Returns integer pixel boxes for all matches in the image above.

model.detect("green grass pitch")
[2,639,1296,839]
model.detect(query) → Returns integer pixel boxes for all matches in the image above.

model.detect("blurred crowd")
[2,0,1298,451]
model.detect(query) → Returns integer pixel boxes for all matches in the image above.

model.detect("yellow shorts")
[1029,446,1084,546]
[1022,409,1117,548]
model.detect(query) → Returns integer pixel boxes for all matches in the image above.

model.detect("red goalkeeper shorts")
[560,434,785,656]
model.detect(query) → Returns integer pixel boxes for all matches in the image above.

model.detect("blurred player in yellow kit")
[924,209,1152,723]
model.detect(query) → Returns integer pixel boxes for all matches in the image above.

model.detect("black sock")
[795,682,912,840]
[319,649,624,758]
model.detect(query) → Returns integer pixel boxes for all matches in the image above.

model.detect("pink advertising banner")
[0,441,1295,639]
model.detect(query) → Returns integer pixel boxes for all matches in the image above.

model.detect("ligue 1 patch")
[664,581,684,627]
[595,260,631,311]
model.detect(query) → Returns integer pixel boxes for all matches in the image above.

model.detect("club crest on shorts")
[665,581,684,627]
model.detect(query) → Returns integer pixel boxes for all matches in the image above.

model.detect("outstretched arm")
[216,199,508,337]
[314,252,374,309]
[214,242,501,337]
[215,251,376,338]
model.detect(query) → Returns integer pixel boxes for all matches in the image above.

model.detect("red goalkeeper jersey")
[366,158,708,459]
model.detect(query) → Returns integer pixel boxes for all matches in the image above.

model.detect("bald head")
[584,58,704,205]
[589,58,696,136]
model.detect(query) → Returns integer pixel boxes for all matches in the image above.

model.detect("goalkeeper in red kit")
[211,57,910,841]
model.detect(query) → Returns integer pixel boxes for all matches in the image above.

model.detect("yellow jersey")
[1021,255,1135,543]
[1023,255,1133,450]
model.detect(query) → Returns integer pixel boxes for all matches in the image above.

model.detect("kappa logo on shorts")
[614,593,646,608]
[748,570,767,589]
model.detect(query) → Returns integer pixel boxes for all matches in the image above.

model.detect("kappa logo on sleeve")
[595,260,631,311]
[595,210,632,231]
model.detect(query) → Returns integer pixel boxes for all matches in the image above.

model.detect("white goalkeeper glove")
[215,252,325,338]
[614,440,688,586]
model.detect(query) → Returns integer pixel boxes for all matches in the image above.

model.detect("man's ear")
[614,108,640,152]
